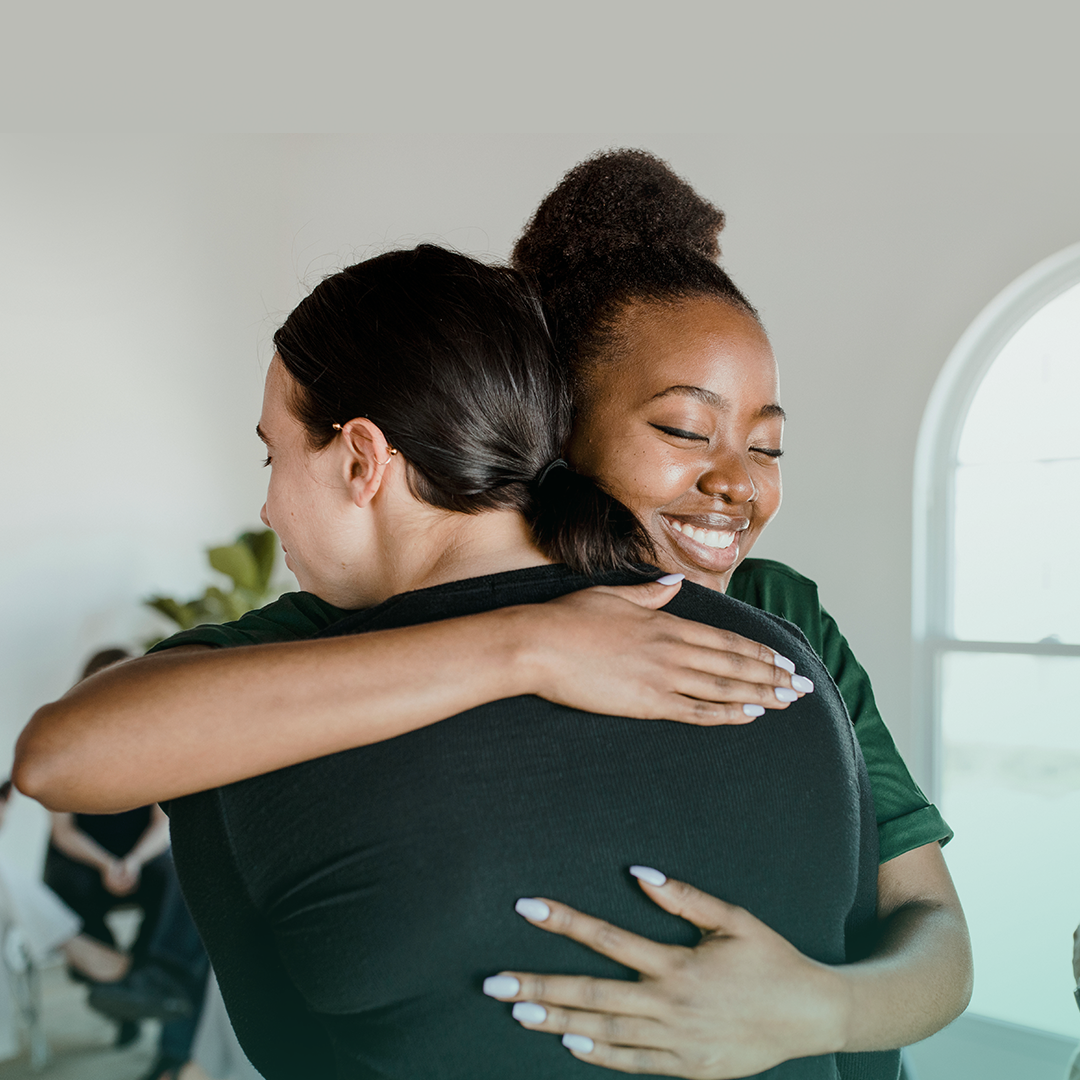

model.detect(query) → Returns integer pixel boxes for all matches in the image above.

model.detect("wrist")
[493,605,552,699]
[810,961,855,1055]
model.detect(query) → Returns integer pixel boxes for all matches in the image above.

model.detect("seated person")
[43,653,175,973]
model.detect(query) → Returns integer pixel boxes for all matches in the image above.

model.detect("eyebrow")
[255,423,272,445]
[652,385,786,421]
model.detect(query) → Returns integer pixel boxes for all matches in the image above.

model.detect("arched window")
[914,241,1080,1038]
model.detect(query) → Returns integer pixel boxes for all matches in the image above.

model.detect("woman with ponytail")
[22,242,889,1079]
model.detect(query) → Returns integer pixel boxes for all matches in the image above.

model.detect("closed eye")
[262,456,272,467]
[750,446,783,458]
[651,424,708,441]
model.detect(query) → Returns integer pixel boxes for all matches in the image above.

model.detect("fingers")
[510,1003,687,1073]
[511,896,687,978]
[673,640,812,698]
[590,577,684,611]
[511,1001,669,1044]
[629,869,747,935]
[484,970,653,1017]
[559,1038,686,1076]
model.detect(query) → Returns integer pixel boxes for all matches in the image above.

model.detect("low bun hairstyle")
[273,244,650,576]
[512,148,757,382]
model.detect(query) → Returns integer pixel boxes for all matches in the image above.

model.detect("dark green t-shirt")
[152,556,950,864]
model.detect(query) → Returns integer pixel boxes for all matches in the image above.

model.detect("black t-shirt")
[169,565,899,1080]
[73,807,152,858]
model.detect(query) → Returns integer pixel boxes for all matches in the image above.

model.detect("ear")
[335,418,397,508]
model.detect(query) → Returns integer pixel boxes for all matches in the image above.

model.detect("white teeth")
[670,520,736,549]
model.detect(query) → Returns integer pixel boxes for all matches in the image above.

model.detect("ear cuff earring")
[331,423,397,465]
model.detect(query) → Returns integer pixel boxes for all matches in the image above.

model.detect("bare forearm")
[16,608,531,813]
[829,855,972,1052]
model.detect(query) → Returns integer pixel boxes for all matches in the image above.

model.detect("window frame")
[912,239,1080,799]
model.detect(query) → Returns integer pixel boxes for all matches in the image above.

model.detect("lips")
[659,513,749,571]
[667,519,736,549]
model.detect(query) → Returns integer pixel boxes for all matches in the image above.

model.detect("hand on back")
[527,578,813,725]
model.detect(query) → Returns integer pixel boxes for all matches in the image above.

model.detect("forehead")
[607,297,779,403]
[260,355,294,426]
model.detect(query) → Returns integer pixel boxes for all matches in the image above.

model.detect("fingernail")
[773,653,796,674]
[563,1033,595,1053]
[512,1002,547,1023]
[629,865,667,886]
[775,687,798,702]
[791,675,815,693]
[743,704,765,717]
[483,975,520,998]
[515,898,551,921]
[656,573,684,585]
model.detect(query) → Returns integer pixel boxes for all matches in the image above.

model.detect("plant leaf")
[239,529,277,592]
[146,597,195,629]
[208,543,259,592]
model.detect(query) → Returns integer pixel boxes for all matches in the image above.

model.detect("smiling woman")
[567,297,784,589]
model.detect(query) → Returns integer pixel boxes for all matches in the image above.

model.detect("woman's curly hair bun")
[512,148,753,377]
[513,148,726,280]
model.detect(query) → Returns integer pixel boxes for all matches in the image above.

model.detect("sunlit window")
[915,251,1080,1038]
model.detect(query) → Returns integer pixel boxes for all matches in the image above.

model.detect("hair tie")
[534,458,568,487]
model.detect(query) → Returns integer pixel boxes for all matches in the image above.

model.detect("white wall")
[3,134,1079,870]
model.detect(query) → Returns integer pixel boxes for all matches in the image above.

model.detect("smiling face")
[567,296,783,592]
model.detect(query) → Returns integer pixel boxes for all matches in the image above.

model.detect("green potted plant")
[144,529,279,642]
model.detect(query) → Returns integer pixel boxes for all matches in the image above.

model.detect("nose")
[260,503,271,528]
[698,451,757,504]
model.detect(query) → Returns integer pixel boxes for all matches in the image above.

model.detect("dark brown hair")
[512,148,757,389]
[80,648,131,681]
[273,244,650,576]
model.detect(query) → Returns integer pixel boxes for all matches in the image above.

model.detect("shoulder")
[727,558,828,652]
[666,580,822,678]
[728,558,821,602]
[147,592,352,653]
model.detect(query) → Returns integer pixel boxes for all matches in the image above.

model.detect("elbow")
[14,705,82,811]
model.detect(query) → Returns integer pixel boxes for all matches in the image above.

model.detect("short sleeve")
[814,605,953,862]
[146,592,351,653]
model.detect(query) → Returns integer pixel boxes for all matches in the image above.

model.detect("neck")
[341,499,550,609]
[384,508,551,601]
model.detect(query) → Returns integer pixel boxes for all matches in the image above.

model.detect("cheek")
[755,467,783,524]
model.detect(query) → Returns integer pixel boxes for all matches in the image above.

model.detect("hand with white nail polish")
[526,583,813,729]
[484,868,845,1078]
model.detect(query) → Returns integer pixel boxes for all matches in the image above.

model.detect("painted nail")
[743,704,766,717]
[775,687,799,703]
[791,675,815,693]
[629,865,667,886]
[515,898,551,921]
[656,573,685,585]
[563,1033,595,1053]
[512,1002,547,1024]
[483,976,520,998]
[773,653,796,674]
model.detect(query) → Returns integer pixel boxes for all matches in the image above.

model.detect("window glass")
[953,281,1080,643]
[940,650,1080,1036]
